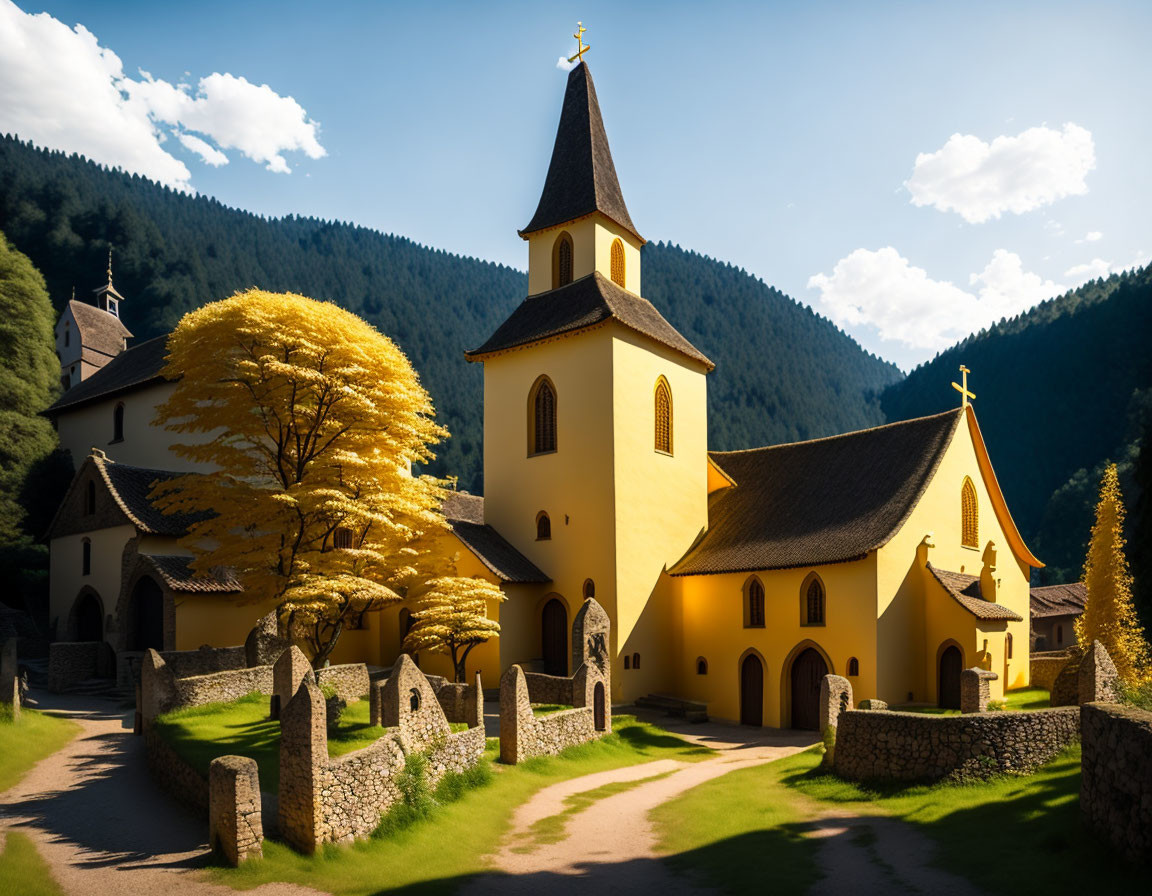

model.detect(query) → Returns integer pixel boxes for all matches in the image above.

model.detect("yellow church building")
[44,57,1041,728]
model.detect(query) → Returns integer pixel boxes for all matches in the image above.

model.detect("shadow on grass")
[613,723,713,758]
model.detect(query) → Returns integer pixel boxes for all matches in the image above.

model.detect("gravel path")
[0,691,320,896]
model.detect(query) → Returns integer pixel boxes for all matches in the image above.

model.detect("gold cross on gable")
[568,22,589,63]
[952,364,976,408]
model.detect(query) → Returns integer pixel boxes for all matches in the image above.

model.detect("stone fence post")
[960,667,998,713]
[819,674,853,732]
[209,755,263,866]
[272,645,311,720]
[278,676,327,854]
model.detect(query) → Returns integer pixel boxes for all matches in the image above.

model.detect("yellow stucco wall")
[173,594,281,652]
[49,525,134,641]
[526,215,642,296]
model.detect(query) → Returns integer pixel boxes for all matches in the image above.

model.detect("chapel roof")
[927,564,1023,621]
[95,455,209,537]
[144,554,241,594]
[1030,582,1087,619]
[45,335,168,415]
[669,409,964,575]
[519,62,642,242]
[66,299,133,361]
[465,271,713,370]
[442,492,550,584]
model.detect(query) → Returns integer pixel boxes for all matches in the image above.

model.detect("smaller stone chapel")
[42,57,1043,729]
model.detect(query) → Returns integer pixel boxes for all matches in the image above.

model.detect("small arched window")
[536,512,551,541]
[847,657,860,676]
[530,377,557,455]
[610,238,625,287]
[82,538,91,576]
[632,652,640,669]
[654,378,672,454]
[112,402,125,442]
[333,527,354,550]
[624,655,630,670]
[1006,633,1013,660]
[803,575,825,626]
[409,688,421,712]
[85,480,96,515]
[583,579,595,599]
[696,657,708,675]
[961,476,978,548]
[553,232,574,288]
[744,577,765,628]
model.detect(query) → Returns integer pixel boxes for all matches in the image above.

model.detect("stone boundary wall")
[833,706,1080,783]
[209,756,264,866]
[145,726,209,811]
[500,664,598,764]
[1,638,18,718]
[961,667,997,713]
[428,676,483,728]
[141,648,273,726]
[160,645,248,679]
[48,641,104,691]
[315,663,370,702]
[1081,702,1152,864]
[1050,641,1120,707]
[280,655,485,852]
[1031,650,1074,692]
[523,672,574,706]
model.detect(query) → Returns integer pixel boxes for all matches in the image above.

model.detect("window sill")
[961,543,980,551]
[800,622,826,628]
[655,449,674,457]
[528,449,557,458]
[744,624,765,630]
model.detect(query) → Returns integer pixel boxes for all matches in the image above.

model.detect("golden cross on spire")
[107,247,113,285]
[952,364,975,408]
[568,22,589,64]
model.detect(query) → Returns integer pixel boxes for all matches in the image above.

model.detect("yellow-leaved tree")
[152,288,456,668]
[1076,463,1151,684]
[404,573,505,682]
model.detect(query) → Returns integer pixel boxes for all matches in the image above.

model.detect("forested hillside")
[0,135,899,491]
[881,265,1152,586]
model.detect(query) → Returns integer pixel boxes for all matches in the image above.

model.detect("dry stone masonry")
[140,648,273,727]
[315,663,371,703]
[272,645,312,720]
[209,756,264,866]
[1049,641,1119,707]
[960,667,998,713]
[1081,702,1152,864]
[48,641,107,691]
[819,674,853,732]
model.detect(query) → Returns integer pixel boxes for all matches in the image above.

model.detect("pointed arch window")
[961,477,978,548]
[529,376,557,455]
[744,576,765,628]
[802,575,826,626]
[553,232,574,288]
[536,512,551,541]
[610,238,625,287]
[583,579,595,599]
[654,378,672,454]
[112,402,125,442]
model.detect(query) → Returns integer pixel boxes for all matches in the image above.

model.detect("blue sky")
[2,0,1150,369]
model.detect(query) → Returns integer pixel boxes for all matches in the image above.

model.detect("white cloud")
[0,0,325,189]
[556,56,576,72]
[905,124,1095,223]
[808,247,1063,355]
[1075,230,1104,244]
[1064,258,1112,282]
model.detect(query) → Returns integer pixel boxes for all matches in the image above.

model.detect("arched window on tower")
[744,576,765,628]
[529,376,557,455]
[112,402,125,442]
[803,575,826,626]
[536,512,551,541]
[654,378,672,454]
[553,232,574,288]
[610,238,625,287]
[961,477,978,548]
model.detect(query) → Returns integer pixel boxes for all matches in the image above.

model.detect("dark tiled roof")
[443,492,549,584]
[96,456,210,536]
[519,62,642,242]
[1030,582,1087,619]
[928,565,1023,621]
[670,410,964,575]
[46,335,168,415]
[145,554,241,593]
[466,272,713,369]
[68,300,133,360]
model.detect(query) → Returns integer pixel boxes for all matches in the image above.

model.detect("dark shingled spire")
[520,62,642,242]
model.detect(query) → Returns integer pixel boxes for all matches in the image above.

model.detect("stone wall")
[209,756,264,866]
[1031,650,1074,692]
[1,638,18,719]
[1081,702,1152,864]
[500,664,598,764]
[316,663,370,703]
[280,655,485,853]
[48,641,103,691]
[523,672,574,706]
[140,648,273,726]
[431,675,484,728]
[833,706,1080,783]
[961,667,997,713]
[819,674,853,732]
[160,645,248,679]
[1050,641,1120,707]
[145,726,210,811]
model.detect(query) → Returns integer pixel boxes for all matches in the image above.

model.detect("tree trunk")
[454,643,476,683]
[312,619,344,669]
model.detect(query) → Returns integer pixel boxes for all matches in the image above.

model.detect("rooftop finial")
[568,21,589,64]
[952,364,975,408]
[107,247,113,285]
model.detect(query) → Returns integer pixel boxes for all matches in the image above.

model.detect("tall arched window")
[81,538,91,576]
[112,402,125,442]
[803,575,825,626]
[961,476,978,548]
[654,378,672,454]
[1006,632,1013,660]
[529,376,557,455]
[847,657,860,676]
[744,577,765,628]
[610,238,625,286]
[583,578,595,599]
[536,512,551,541]
[632,652,640,669]
[85,480,96,515]
[553,232,574,288]
[696,657,708,675]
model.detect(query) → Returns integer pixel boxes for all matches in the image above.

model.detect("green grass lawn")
[0,706,80,794]
[656,743,1145,896]
[152,692,389,791]
[530,703,573,717]
[896,687,1051,715]
[0,832,65,896]
[206,714,713,895]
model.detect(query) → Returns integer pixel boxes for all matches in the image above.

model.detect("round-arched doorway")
[71,591,104,643]
[939,644,963,709]
[127,577,165,651]
[740,653,764,726]
[789,647,828,730]
[541,598,568,676]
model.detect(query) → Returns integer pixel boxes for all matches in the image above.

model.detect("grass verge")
[0,832,65,896]
[0,707,80,793]
[895,686,1051,715]
[206,714,712,895]
[531,703,574,717]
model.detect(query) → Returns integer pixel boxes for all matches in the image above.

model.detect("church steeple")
[520,62,642,243]
[92,248,125,318]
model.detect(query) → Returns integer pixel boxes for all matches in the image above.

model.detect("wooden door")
[939,645,962,709]
[593,682,606,731]
[740,654,763,726]
[790,647,828,730]
[129,577,164,651]
[541,599,568,676]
